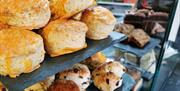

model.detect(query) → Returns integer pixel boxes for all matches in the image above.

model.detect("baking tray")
[87,73,135,91]
[0,32,127,91]
[114,38,160,57]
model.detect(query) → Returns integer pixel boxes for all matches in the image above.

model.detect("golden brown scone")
[81,52,107,70]
[41,19,88,57]
[92,61,126,80]
[50,0,96,19]
[93,72,122,91]
[0,0,51,30]
[0,27,45,78]
[57,63,91,91]
[25,76,55,91]
[48,80,80,91]
[81,6,116,40]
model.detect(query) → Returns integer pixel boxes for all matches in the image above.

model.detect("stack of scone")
[0,0,116,78]
[0,0,118,90]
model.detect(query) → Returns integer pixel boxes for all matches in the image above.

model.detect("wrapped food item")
[57,63,91,91]
[48,80,80,91]
[92,61,126,91]
[0,27,45,78]
[81,6,116,40]
[50,0,96,19]
[129,29,150,48]
[81,52,107,70]
[0,0,51,30]
[41,19,88,57]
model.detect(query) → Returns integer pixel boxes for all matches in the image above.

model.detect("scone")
[93,72,123,91]
[92,61,126,91]
[57,63,91,91]
[81,52,107,70]
[81,6,116,40]
[41,19,88,57]
[0,0,51,30]
[48,80,80,91]
[92,61,126,79]
[129,29,150,48]
[50,0,96,19]
[0,27,45,78]
[25,76,55,91]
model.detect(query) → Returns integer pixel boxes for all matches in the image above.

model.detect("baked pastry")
[92,61,126,79]
[93,72,123,91]
[115,23,135,36]
[57,63,91,91]
[81,52,107,70]
[92,61,125,91]
[50,0,96,19]
[41,19,88,57]
[0,27,45,78]
[0,0,51,30]
[48,80,80,91]
[25,76,55,91]
[81,6,116,40]
[129,29,150,48]
[124,13,146,28]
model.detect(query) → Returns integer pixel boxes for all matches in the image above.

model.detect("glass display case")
[0,0,179,91]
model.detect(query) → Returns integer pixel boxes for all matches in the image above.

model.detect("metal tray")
[0,32,126,91]
[87,73,135,91]
[114,38,160,57]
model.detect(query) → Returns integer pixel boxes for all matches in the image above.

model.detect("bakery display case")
[0,0,179,91]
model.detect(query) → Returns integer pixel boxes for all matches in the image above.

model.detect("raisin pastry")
[92,61,126,79]
[57,63,91,91]
[92,61,126,91]
[93,72,122,91]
